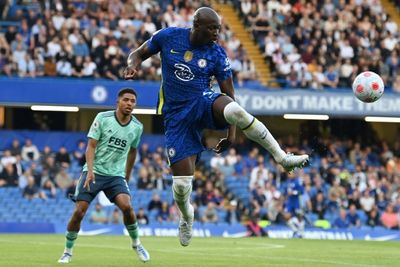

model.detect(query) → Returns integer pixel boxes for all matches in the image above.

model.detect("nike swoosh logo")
[260,130,268,139]
[170,49,180,54]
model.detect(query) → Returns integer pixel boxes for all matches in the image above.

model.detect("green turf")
[0,234,399,267]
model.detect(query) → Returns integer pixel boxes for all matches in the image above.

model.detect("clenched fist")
[124,65,138,80]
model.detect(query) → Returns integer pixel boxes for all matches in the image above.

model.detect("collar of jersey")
[114,111,132,127]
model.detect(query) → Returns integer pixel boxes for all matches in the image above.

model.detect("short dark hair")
[118,88,137,98]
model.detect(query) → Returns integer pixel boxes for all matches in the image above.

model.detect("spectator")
[360,189,375,213]
[110,208,122,224]
[56,56,72,77]
[367,207,381,228]
[139,143,150,162]
[249,157,268,190]
[0,163,19,187]
[21,139,40,161]
[157,201,170,222]
[55,146,71,167]
[82,56,97,78]
[346,204,361,228]
[55,167,73,189]
[1,150,16,168]
[225,200,241,224]
[90,203,108,224]
[73,140,86,166]
[381,204,399,230]
[137,168,153,190]
[153,171,167,191]
[42,179,56,199]
[137,207,149,225]
[333,208,350,229]
[10,139,21,156]
[23,175,46,200]
[148,193,162,212]
[311,191,326,219]
[201,202,218,223]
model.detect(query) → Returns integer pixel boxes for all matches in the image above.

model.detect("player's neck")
[115,110,131,125]
[189,31,206,47]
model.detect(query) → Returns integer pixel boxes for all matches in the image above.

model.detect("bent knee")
[119,204,133,214]
[73,207,87,219]
[173,176,192,193]
[223,102,251,127]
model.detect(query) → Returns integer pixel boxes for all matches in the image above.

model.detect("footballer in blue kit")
[147,26,232,165]
[124,7,309,247]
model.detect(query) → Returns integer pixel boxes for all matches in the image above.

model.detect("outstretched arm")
[124,41,156,79]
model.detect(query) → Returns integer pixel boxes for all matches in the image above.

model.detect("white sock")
[223,102,286,162]
[64,248,72,255]
[172,176,194,223]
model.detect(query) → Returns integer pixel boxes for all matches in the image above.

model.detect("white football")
[352,71,384,103]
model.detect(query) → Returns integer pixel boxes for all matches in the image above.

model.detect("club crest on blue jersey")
[198,59,207,68]
[174,63,194,81]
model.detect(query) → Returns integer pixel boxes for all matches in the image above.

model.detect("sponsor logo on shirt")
[174,64,194,81]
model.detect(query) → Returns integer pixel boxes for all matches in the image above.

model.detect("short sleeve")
[214,48,232,82]
[87,114,102,140]
[131,124,143,148]
[147,28,170,54]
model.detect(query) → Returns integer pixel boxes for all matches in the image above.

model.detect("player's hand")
[84,171,96,191]
[213,138,231,154]
[124,65,138,80]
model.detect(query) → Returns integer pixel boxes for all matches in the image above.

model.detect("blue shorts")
[73,172,130,203]
[164,90,227,165]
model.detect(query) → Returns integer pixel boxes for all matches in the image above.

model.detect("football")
[352,71,384,103]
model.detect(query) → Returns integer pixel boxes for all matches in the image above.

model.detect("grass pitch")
[0,234,399,267]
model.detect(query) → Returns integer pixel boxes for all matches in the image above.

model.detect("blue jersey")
[285,178,304,214]
[147,27,232,115]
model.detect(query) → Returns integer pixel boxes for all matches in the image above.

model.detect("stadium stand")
[2,0,400,91]
[224,0,400,90]
[0,0,258,86]
[1,130,399,230]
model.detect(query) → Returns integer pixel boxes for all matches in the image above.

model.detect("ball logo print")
[352,71,384,103]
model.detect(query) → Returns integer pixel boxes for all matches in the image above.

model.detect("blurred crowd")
[1,133,400,231]
[0,0,257,85]
[2,0,400,91]
[233,0,400,91]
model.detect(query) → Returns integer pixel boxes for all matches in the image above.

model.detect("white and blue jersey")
[147,27,232,164]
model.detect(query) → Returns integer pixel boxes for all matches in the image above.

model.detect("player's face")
[199,19,221,44]
[118,93,136,115]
